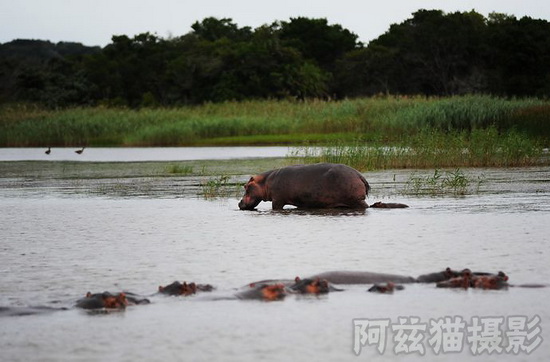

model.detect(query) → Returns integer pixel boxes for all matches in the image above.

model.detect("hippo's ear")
[244,177,254,189]
[250,175,266,184]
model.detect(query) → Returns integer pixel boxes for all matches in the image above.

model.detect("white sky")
[1,0,549,47]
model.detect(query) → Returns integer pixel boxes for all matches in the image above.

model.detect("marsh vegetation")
[401,169,485,196]
[2,95,548,170]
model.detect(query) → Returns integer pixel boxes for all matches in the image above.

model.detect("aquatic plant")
[402,168,485,196]
[166,164,194,175]
[200,175,241,199]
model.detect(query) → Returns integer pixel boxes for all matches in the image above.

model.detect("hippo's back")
[266,163,369,209]
[309,271,416,284]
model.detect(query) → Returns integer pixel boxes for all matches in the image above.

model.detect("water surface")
[0,147,293,162]
[1,152,549,361]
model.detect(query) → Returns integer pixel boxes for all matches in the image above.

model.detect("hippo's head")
[103,292,128,309]
[472,271,509,290]
[260,284,286,301]
[292,277,330,294]
[158,281,197,296]
[238,176,265,210]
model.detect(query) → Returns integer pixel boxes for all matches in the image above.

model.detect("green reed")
[402,168,485,196]
[295,127,545,170]
[200,175,242,199]
[166,164,194,175]
[1,96,548,149]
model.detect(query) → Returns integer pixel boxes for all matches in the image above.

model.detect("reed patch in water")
[292,127,544,170]
[166,164,194,175]
[402,168,485,196]
[200,175,242,199]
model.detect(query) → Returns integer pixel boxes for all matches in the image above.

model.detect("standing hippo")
[239,163,370,210]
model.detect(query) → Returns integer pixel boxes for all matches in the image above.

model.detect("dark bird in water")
[45,147,51,155]
[75,147,85,154]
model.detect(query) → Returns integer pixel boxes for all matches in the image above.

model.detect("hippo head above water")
[76,292,128,310]
[291,277,330,294]
[158,281,214,296]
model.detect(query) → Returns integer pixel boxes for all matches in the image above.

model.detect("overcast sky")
[2,0,549,47]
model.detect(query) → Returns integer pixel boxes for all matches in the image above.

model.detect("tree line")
[1,9,550,108]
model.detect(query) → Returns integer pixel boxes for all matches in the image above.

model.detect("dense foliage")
[1,10,550,107]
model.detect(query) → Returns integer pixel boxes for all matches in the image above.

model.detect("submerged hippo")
[75,291,150,310]
[235,284,286,301]
[290,277,338,294]
[368,282,405,293]
[0,306,67,317]
[76,292,127,309]
[472,272,509,290]
[307,271,416,285]
[370,201,409,209]
[239,163,371,210]
[416,267,461,283]
[436,269,509,290]
[158,281,214,296]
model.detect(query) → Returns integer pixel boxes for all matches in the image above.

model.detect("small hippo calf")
[368,282,405,293]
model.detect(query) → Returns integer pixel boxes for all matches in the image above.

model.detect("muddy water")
[0,153,549,361]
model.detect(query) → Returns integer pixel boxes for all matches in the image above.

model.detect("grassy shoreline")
[2,95,549,169]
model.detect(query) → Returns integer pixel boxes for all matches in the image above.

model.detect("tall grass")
[370,95,544,133]
[294,127,544,170]
[1,96,548,148]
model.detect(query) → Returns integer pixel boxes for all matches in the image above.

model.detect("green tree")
[83,33,175,106]
[368,10,487,95]
[485,13,550,96]
[191,17,252,42]
[279,17,360,70]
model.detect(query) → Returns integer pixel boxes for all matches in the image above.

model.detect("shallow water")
[1,153,549,361]
[0,147,292,162]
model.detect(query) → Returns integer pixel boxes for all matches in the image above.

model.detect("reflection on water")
[0,159,549,361]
